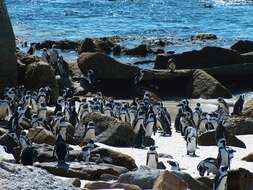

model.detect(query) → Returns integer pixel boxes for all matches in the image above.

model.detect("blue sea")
[6,0,253,63]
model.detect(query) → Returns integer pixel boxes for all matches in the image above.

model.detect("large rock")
[186,69,232,98]
[28,127,56,145]
[191,33,217,41]
[0,161,78,190]
[91,147,137,170]
[231,40,253,54]
[197,130,246,148]
[242,152,253,162]
[111,183,142,190]
[227,168,253,190]
[84,182,111,189]
[35,40,79,50]
[154,46,243,70]
[0,134,20,162]
[242,98,253,117]
[171,171,211,190]
[35,162,128,180]
[152,171,188,190]
[0,1,17,93]
[78,52,139,79]
[124,44,150,56]
[77,52,140,97]
[118,167,162,189]
[226,116,253,135]
[24,62,59,102]
[82,113,136,147]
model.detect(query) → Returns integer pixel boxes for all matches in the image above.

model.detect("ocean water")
[5,0,253,64]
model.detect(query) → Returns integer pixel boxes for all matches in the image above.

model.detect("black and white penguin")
[198,112,209,134]
[68,99,78,127]
[158,105,171,136]
[215,120,226,146]
[134,70,144,85]
[193,103,202,128]
[38,103,47,120]
[19,130,32,150]
[174,108,183,132]
[77,98,89,121]
[217,98,229,115]
[129,105,137,127]
[27,43,36,55]
[49,44,59,67]
[197,157,218,176]
[145,112,156,137]
[213,166,228,190]
[18,106,32,129]
[53,134,69,165]
[44,86,52,105]
[20,146,37,166]
[81,139,95,162]
[167,160,180,171]
[167,58,176,73]
[217,139,235,169]
[83,121,96,142]
[185,126,197,156]
[119,105,130,123]
[232,95,244,115]
[41,48,50,63]
[103,102,113,117]
[54,97,64,114]
[133,110,145,134]
[146,146,158,169]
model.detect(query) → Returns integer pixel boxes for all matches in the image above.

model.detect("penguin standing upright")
[159,106,171,136]
[20,146,37,166]
[134,112,145,148]
[83,121,96,142]
[19,130,32,149]
[232,95,244,115]
[217,98,229,115]
[198,112,209,134]
[185,126,197,156]
[145,112,156,137]
[217,139,235,169]
[78,99,89,121]
[174,108,183,132]
[38,103,47,120]
[215,121,226,146]
[213,166,228,190]
[146,146,158,169]
[53,134,69,165]
[193,103,202,128]
[81,140,95,162]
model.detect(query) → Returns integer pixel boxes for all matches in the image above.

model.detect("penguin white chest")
[147,154,157,169]
[220,149,229,167]
[104,110,111,117]
[216,176,227,190]
[59,127,67,141]
[145,122,154,137]
[187,136,196,152]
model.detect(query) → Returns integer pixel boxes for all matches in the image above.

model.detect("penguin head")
[52,44,57,49]
[168,160,180,170]
[88,121,95,128]
[57,97,64,105]
[218,139,226,148]
[149,145,157,151]
[196,103,201,107]
[20,130,27,136]
[82,98,87,103]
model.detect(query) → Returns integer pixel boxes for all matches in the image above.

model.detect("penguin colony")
[0,83,244,189]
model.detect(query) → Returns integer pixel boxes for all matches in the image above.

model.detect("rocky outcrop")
[0,0,17,93]
[154,46,243,70]
[227,168,253,190]
[84,182,142,190]
[123,44,150,56]
[24,62,59,102]
[197,129,246,148]
[82,113,136,147]
[242,152,253,162]
[152,171,188,190]
[227,116,253,135]
[35,162,128,180]
[191,33,217,41]
[231,40,253,54]
[186,69,232,98]
[118,167,162,189]
[0,161,78,190]
[35,40,79,50]
[242,98,253,117]
[28,127,56,145]
[91,147,137,170]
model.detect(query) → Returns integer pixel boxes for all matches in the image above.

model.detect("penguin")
[146,146,158,169]
[167,58,176,73]
[193,103,202,128]
[27,43,36,55]
[20,146,37,166]
[185,126,197,156]
[41,48,50,63]
[213,166,228,190]
[180,112,192,136]
[217,98,229,115]
[197,158,218,176]
[37,89,47,108]
[152,101,161,116]
[133,111,145,134]
[83,121,96,142]
[174,108,183,132]
[38,103,47,120]
[19,130,32,149]
[215,120,226,146]
[144,112,156,137]
[129,105,137,127]
[56,117,70,141]
[68,100,78,127]
[31,114,42,128]
[119,105,130,123]
[18,106,32,129]
[49,44,59,67]
[81,146,91,162]
[74,121,86,141]
[158,106,171,136]
[53,134,69,165]
[54,97,64,114]
[217,139,235,169]
[78,98,89,121]
[134,70,144,85]
[198,112,209,134]
[103,102,113,117]
[167,160,180,171]
[44,86,52,105]
[135,122,145,148]
[232,95,244,115]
